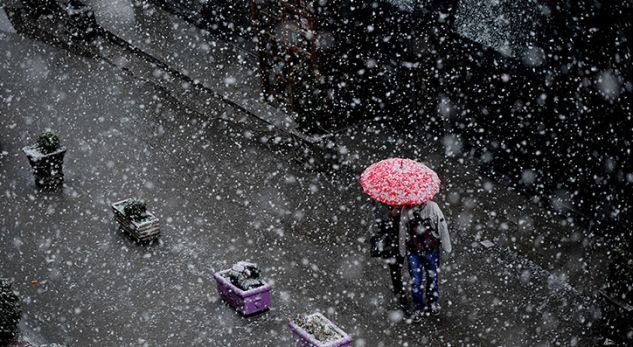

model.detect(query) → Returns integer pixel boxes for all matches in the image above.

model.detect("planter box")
[289,313,352,347]
[213,269,271,315]
[23,145,66,189]
[111,199,161,242]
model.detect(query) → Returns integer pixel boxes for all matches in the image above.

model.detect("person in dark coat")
[371,202,408,313]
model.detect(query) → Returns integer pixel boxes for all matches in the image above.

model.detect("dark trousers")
[387,255,407,307]
[407,248,440,312]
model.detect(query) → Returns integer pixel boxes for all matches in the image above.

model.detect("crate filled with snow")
[111,198,160,242]
[213,261,271,315]
[289,312,352,347]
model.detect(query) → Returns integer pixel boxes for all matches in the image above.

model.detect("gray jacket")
[399,201,451,257]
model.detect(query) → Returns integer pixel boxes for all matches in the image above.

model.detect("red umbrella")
[360,158,441,206]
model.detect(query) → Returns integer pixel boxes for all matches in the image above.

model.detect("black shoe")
[430,303,441,316]
[401,306,412,318]
[398,298,410,317]
[411,310,424,323]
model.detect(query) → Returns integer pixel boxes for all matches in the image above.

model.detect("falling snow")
[1,0,631,346]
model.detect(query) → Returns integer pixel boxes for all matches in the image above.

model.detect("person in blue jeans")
[407,248,440,316]
[399,201,452,322]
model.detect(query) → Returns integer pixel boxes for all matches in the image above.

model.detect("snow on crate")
[214,261,271,316]
[289,312,352,347]
[111,198,161,242]
[228,261,265,290]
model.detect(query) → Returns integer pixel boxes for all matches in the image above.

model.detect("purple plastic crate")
[289,313,352,347]
[213,269,271,315]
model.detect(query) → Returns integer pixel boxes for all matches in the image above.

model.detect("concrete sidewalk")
[79,1,608,298]
[1,30,603,346]
[83,0,298,134]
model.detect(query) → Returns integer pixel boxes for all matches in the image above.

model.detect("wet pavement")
[76,1,614,298]
[83,0,298,133]
[0,6,607,347]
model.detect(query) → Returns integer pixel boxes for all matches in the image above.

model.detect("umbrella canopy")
[360,158,441,206]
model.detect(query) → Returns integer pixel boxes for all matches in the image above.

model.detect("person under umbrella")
[400,200,451,320]
[369,201,408,314]
[362,158,451,322]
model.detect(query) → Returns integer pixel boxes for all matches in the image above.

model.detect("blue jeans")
[407,249,440,312]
